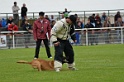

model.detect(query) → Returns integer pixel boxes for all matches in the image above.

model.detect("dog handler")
[50,15,77,72]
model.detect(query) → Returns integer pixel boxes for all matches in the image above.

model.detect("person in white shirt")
[12,1,20,25]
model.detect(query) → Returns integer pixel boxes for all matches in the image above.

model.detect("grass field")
[0,44,124,82]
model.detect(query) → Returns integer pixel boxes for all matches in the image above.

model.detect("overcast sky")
[0,0,124,13]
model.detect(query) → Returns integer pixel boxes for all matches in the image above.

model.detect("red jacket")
[33,18,51,40]
[8,24,18,31]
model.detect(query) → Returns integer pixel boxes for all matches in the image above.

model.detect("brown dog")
[17,59,54,71]
[17,57,68,71]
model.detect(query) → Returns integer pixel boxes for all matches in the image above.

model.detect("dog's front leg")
[37,65,42,71]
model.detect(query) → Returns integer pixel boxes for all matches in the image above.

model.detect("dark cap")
[69,15,77,24]
[39,12,45,16]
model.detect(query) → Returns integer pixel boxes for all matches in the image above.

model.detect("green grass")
[0,44,124,82]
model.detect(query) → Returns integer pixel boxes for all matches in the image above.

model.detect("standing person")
[12,1,20,25]
[59,8,71,18]
[51,15,77,72]
[33,11,52,59]
[21,3,28,20]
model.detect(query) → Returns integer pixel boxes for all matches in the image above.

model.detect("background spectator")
[103,17,112,43]
[6,16,14,28]
[95,20,102,45]
[95,13,101,22]
[114,17,124,42]
[7,22,18,49]
[12,1,20,25]
[50,15,56,28]
[21,16,28,27]
[45,15,50,21]
[23,20,32,48]
[59,8,71,18]
[101,12,107,25]
[114,11,122,22]
[1,18,7,27]
[8,22,18,31]
[50,20,56,28]
[0,18,7,31]
[75,17,82,45]
[21,3,28,20]
[88,14,96,27]
[50,15,55,22]
[84,19,95,45]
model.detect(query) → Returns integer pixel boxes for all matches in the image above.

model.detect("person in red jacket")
[7,22,18,49]
[33,11,52,59]
[8,22,18,31]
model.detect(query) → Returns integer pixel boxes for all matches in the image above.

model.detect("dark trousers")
[54,39,74,64]
[13,14,19,25]
[34,39,52,58]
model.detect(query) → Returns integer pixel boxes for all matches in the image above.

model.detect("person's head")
[92,14,95,17]
[51,15,54,19]
[103,12,106,15]
[23,3,26,7]
[51,20,56,26]
[65,8,67,11]
[67,15,76,25]
[39,12,45,19]
[87,18,91,24]
[45,15,49,18]
[96,13,99,16]
[77,21,81,26]
[14,2,17,6]
[24,20,28,24]
[61,14,64,19]
[74,14,78,18]
[117,11,120,15]
[8,16,13,20]
[11,22,15,26]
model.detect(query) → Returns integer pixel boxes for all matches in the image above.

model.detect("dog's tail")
[17,60,31,64]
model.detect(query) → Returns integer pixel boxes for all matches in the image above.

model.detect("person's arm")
[8,25,12,31]
[26,7,28,12]
[33,22,37,41]
[47,21,51,40]
[17,6,20,11]
[14,25,18,31]
[70,25,76,42]
[50,21,63,45]
[58,12,64,14]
